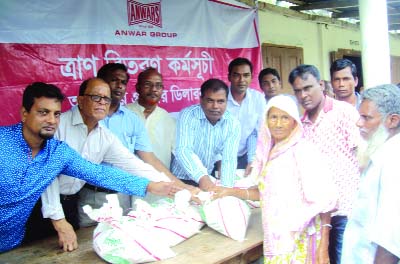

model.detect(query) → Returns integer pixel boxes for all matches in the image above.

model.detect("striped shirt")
[171,104,240,187]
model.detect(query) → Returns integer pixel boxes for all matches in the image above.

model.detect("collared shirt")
[0,123,150,252]
[127,102,176,169]
[227,88,266,162]
[171,104,240,187]
[100,105,152,153]
[301,96,361,216]
[355,92,362,109]
[342,133,400,262]
[41,106,165,220]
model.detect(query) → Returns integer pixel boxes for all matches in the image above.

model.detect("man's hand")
[198,175,215,191]
[51,218,78,252]
[374,245,400,264]
[244,163,253,176]
[147,181,181,197]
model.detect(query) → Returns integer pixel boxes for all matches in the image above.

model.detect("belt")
[83,183,117,194]
[60,193,79,201]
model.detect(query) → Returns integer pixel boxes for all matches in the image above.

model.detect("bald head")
[79,78,110,96]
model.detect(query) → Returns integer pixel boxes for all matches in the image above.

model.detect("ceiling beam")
[332,10,359,18]
[267,0,399,34]
[290,0,358,11]
[389,24,400,30]
[387,8,400,15]
[280,0,306,5]
[331,7,400,19]
[389,17,400,24]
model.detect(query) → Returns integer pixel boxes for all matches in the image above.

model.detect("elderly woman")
[212,95,337,263]
[250,95,337,264]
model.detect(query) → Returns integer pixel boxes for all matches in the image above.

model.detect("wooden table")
[0,209,263,264]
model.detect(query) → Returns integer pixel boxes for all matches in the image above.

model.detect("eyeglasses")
[142,82,163,90]
[83,94,112,104]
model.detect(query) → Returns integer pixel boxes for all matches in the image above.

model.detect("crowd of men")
[0,57,399,264]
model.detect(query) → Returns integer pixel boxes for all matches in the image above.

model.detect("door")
[262,44,303,95]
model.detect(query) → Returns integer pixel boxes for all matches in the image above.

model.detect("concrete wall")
[257,4,400,80]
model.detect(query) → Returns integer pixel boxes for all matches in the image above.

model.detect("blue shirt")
[101,105,152,152]
[0,123,150,252]
[171,104,240,187]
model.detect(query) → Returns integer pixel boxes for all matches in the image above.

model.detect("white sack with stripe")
[199,196,251,241]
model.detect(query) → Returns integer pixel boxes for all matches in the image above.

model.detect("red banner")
[0,0,261,125]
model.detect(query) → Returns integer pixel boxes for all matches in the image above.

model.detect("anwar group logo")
[127,0,162,28]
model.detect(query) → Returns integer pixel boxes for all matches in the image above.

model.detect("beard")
[357,124,389,169]
[39,130,55,140]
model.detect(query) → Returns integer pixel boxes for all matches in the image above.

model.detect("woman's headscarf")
[251,95,302,178]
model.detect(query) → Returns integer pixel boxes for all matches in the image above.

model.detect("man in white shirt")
[95,63,195,215]
[227,57,266,175]
[341,84,400,264]
[126,67,176,169]
[40,78,181,251]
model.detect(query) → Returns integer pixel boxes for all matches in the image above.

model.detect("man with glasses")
[95,63,194,210]
[126,67,176,170]
[289,64,361,264]
[38,78,181,251]
[227,57,266,176]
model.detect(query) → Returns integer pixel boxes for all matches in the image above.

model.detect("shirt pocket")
[124,133,137,153]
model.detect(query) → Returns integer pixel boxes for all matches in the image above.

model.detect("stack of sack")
[85,175,256,263]
[84,191,204,263]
